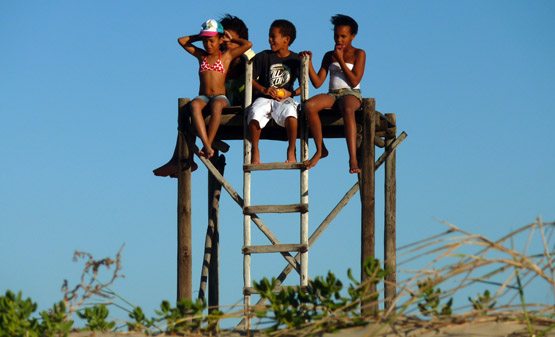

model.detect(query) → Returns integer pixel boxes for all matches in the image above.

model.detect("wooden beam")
[374,136,385,148]
[242,60,253,331]
[186,103,394,141]
[243,204,308,214]
[242,244,308,254]
[384,114,397,312]
[300,55,310,287]
[177,98,192,301]
[208,153,224,312]
[360,98,377,313]
[243,286,305,295]
[243,162,305,171]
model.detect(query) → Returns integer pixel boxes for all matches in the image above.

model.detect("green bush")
[0,290,73,337]
[76,304,115,331]
[254,257,388,332]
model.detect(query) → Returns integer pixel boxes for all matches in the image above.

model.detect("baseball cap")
[199,19,224,37]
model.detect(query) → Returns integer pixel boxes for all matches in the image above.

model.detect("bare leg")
[206,98,227,146]
[153,139,198,178]
[249,120,262,164]
[304,94,334,169]
[338,95,362,174]
[284,116,297,163]
[153,138,179,177]
[191,99,214,158]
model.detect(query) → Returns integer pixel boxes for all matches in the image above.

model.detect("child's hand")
[265,86,278,98]
[334,44,344,61]
[223,30,233,42]
[300,51,312,60]
[265,87,287,101]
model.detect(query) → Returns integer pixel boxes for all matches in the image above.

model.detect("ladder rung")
[244,204,308,214]
[242,244,308,254]
[243,162,306,172]
[244,285,306,295]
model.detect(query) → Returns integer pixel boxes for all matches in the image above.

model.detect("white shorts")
[247,97,299,128]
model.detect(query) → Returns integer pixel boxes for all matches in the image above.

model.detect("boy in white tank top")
[301,14,366,174]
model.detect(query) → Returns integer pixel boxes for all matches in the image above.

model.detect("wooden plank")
[384,114,397,312]
[243,286,304,295]
[198,152,225,307]
[300,55,310,287]
[360,98,377,313]
[180,101,393,141]
[177,98,192,301]
[244,204,308,215]
[374,136,385,148]
[242,60,253,331]
[243,162,305,171]
[242,244,308,254]
[208,153,224,312]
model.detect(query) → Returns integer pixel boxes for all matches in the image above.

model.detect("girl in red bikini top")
[177,19,252,159]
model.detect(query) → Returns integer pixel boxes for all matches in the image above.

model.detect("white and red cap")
[199,19,224,37]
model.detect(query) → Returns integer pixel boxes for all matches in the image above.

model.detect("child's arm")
[224,31,253,60]
[300,51,331,89]
[334,47,366,88]
[177,35,204,60]
[252,79,272,96]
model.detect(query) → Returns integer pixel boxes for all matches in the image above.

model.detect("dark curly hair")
[219,14,249,40]
[270,19,297,45]
[331,14,358,35]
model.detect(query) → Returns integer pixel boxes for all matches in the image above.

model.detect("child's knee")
[285,116,298,127]
[212,98,228,110]
[305,100,318,114]
[191,99,204,111]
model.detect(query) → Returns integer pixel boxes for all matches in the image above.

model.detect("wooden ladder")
[240,59,310,329]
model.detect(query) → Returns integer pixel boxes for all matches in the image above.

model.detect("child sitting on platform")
[248,19,301,164]
[179,18,252,159]
[301,14,366,173]
[153,15,253,177]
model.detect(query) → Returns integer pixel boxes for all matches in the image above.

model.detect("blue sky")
[1,0,554,326]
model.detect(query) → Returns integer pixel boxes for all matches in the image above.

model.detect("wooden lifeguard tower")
[174,57,406,328]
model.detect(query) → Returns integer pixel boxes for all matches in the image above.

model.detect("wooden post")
[359,98,377,313]
[300,56,309,287]
[177,98,192,301]
[242,60,253,330]
[208,153,225,311]
[384,113,397,311]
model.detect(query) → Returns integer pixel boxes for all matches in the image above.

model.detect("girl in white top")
[301,14,366,174]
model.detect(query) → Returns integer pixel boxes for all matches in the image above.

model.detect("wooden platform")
[194,105,396,141]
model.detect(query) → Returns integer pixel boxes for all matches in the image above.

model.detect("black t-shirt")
[252,50,301,99]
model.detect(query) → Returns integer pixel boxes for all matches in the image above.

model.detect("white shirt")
[329,62,360,90]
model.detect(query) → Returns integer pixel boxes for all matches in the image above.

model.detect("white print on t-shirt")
[269,63,291,88]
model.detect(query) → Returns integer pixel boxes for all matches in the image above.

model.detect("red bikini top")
[199,51,226,74]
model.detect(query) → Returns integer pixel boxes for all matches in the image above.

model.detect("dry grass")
[61,220,555,336]
[253,217,555,337]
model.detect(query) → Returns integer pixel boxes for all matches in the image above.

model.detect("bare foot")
[153,159,178,177]
[251,147,261,164]
[304,146,329,169]
[199,146,214,159]
[349,158,360,174]
[169,160,198,178]
[286,145,296,163]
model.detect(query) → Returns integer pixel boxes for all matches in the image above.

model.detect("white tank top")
[329,62,360,90]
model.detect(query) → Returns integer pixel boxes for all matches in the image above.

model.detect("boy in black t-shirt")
[247,19,301,164]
